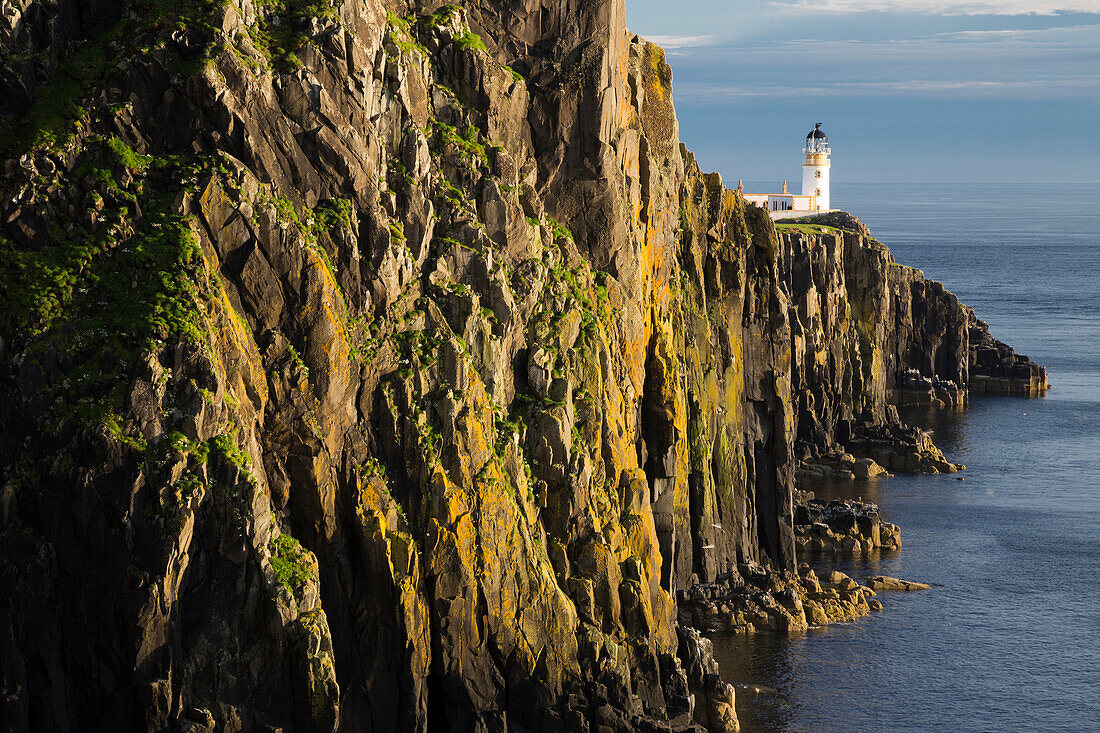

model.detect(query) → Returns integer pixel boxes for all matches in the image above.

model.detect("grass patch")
[0,139,221,431]
[1,0,227,158]
[249,0,342,71]
[270,533,314,601]
[453,30,486,54]
[386,11,429,57]
[773,222,841,236]
[429,120,491,168]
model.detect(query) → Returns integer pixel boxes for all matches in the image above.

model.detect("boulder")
[867,576,931,591]
[852,457,887,479]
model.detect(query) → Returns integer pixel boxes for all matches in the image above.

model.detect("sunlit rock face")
[0,1,1040,731]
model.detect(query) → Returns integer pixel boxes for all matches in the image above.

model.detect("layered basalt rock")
[0,1,1042,731]
[846,422,963,474]
[778,230,970,460]
[895,368,966,408]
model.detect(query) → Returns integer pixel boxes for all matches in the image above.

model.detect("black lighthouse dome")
[807,122,827,140]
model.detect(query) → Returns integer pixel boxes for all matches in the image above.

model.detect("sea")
[716,182,1100,733]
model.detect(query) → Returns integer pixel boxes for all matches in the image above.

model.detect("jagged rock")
[968,313,1048,395]
[793,495,899,557]
[853,457,887,479]
[678,563,881,634]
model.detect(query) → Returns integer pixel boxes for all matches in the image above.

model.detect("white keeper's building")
[741,123,834,220]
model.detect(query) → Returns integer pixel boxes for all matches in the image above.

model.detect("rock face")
[777,228,1041,472]
[0,1,1043,731]
[782,231,963,454]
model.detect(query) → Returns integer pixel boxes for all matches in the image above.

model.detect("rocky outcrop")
[895,367,966,408]
[793,494,901,558]
[968,313,1048,395]
[777,227,1042,474]
[678,563,885,635]
[777,210,870,237]
[0,1,1042,731]
[797,451,890,483]
[779,230,970,460]
[867,576,931,592]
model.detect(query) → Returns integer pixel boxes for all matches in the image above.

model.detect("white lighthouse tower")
[801,122,830,211]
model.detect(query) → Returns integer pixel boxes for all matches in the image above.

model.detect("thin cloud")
[667,25,1100,63]
[673,75,1100,101]
[933,24,1100,39]
[771,0,1100,14]
[644,34,716,48]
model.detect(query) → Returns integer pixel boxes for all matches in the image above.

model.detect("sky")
[625,0,1100,183]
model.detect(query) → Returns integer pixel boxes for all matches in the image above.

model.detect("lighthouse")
[741,122,835,219]
[801,122,830,211]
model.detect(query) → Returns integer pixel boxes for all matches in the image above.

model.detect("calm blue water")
[713,182,1100,732]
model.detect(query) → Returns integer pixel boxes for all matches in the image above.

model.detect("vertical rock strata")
[0,1,1044,731]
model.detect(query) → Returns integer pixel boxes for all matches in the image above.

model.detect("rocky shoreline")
[797,418,964,484]
[678,492,930,642]
[892,368,967,409]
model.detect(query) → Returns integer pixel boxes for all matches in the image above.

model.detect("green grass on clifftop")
[773,222,842,236]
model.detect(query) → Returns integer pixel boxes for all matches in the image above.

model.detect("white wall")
[802,162,830,210]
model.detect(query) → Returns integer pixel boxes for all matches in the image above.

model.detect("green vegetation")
[106,137,153,172]
[494,411,526,452]
[386,11,429,57]
[391,326,443,369]
[249,0,342,71]
[356,456,388,481]
[503,65,524,83]
[0,138,215,431]
[773,221,841,236]
[429,120,492,168]
[255,189,352,304]
[2,36,111,154]
[270,533,314,600]
[386,10,412,35]
[422,4,462,30]
[113,428,263,533]
[389,220,407,245]
[287,342,310,381]
[545,217,574,243]
[1,0,227,158]
[453,30,487,54]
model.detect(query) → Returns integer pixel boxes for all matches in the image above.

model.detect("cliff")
[0,1,1044,731]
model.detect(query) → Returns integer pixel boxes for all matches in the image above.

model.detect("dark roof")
[807,123,827,139]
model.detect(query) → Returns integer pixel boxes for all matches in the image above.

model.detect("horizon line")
[738,179,1100,185]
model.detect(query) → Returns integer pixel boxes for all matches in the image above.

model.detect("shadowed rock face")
[0,1,1041,731]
